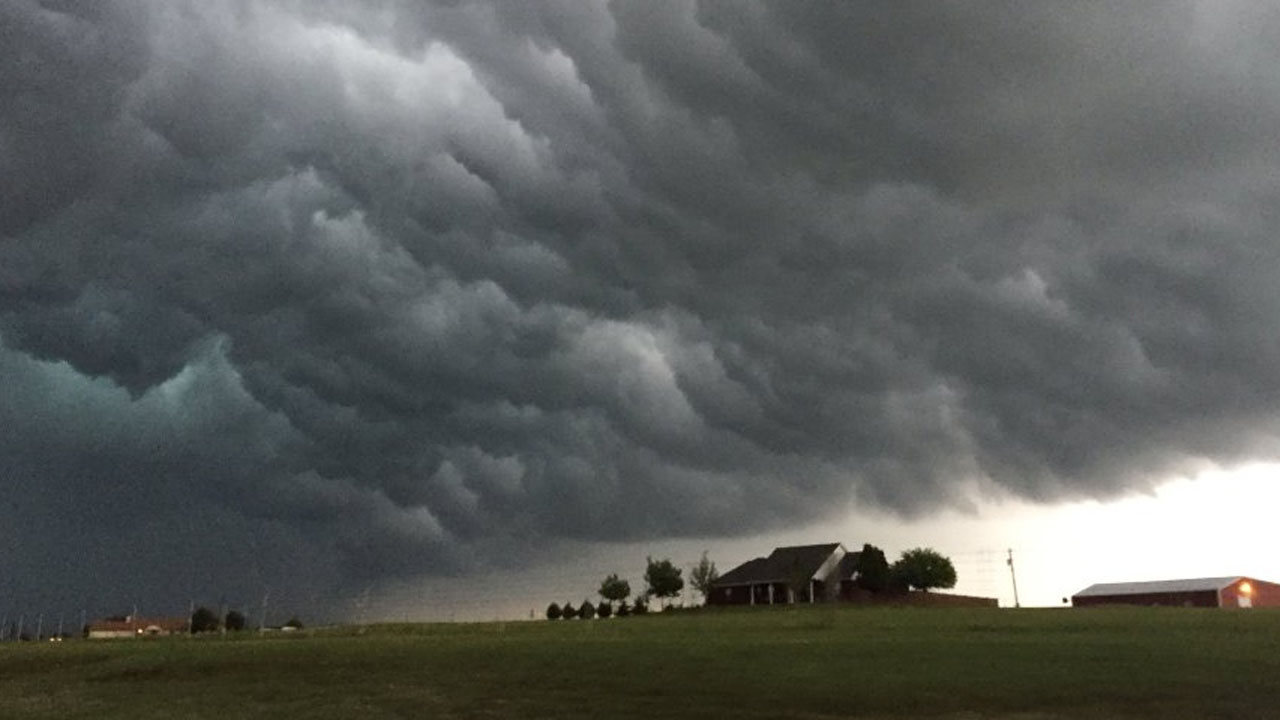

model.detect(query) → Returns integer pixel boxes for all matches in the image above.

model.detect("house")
[1072,576,1280,608]
[87,616,189,639]
[709,542,999,608]
[708,543,849,606]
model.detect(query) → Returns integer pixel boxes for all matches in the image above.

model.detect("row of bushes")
[545,599,650,620]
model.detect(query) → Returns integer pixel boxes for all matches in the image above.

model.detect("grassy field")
[3,605,1279,719]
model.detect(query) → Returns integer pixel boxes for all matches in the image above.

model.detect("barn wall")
[1072,590,1219,608]
[1220,578,1280,608]
[838,585,997,607]
[895,592,999,608]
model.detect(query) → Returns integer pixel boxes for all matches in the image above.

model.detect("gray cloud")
[4,0,1280,616]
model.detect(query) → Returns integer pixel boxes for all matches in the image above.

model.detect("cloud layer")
[4,1,1280,613]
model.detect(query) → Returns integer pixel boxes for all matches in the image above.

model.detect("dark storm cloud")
[4,0,1280,612]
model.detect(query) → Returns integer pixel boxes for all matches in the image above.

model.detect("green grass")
[3,606,1280,719]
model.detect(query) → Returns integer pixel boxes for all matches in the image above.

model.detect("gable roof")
[713,543,843,587]
[714,557,770,586]
[1073,577,1243,597]
[836,551,862,580]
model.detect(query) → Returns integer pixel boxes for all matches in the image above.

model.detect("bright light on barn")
[1240,582,1253,595]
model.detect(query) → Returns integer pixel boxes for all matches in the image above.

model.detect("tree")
[224,610,247,632]
[644,557,684,607]
[190,607,219,634]
[616,600,631,617]
[578,599,596,620]
[596,601,612,619]
[688,551,719,605]
[561,602,578,620]
[890,547,957,592]
[598,574,631,605]
[545,602,562,621]
[854,543,891,592]
[284,617,304,630]
[631,596,648,615]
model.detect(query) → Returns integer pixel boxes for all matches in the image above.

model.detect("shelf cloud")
[4,1,1280,613]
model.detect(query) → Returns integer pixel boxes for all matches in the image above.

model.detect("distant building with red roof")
[1072,576,1280,608]
[87,615,189,639]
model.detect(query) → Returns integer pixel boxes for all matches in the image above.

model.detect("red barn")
[1072,576,1280,608]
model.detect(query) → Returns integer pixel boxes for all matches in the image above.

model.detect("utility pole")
[1007,548,1021,608]
[35,614,42,642]
[258,592,269,633]
[56,614,63,640]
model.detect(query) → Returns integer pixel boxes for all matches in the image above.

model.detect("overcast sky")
[4,1,1280,622]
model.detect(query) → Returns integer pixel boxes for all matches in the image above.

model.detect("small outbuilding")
[1072,576,1280,608]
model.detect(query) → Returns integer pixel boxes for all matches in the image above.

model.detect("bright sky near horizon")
[356,466,1279,622]
[855,464,1280,608]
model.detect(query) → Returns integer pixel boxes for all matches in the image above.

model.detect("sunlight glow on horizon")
[940,463,1280,607]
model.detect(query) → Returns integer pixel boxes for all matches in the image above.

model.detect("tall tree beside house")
[224,610,247,632]
[688,551,719,605]
[598,574,631,606]
[854,543,891,592]
[890,547,957,592]
[644,557,684,608]
[190,607,219,634]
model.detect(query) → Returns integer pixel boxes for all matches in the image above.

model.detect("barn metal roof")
[1073,577,1244,597]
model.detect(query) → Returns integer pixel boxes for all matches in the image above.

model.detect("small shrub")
[561,602,578,620]
[545,602,562,620]
[579,600,596,620]
[632,597,648,615]
[617,600,631,617]
[596,601,612,619]
[284,617,304,630]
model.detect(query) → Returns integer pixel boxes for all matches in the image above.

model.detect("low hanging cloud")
[4,0,1280,612]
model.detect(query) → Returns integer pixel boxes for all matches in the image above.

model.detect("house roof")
[1073,577,1244,597]
[714,557,770,586]
[713,543,843,586]
[836,551,862,580]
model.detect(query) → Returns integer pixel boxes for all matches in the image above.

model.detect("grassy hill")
[3,605,1279,719]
